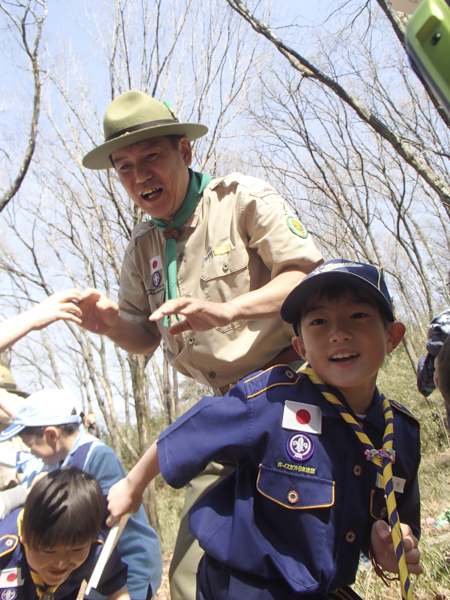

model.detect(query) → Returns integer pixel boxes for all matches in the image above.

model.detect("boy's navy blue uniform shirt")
[157,366,421,599]
[0,509,127,600]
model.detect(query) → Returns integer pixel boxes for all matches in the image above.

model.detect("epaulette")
[127,221,157,250]
[243,365,300,399]
[388,399,419,423]
[0,535,18,559]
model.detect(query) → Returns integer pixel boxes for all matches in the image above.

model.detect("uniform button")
[155,302,160,309]
[209,372,216,379]
[345,531,356,543]
[187,337,195,345]
[287,490,299,504]
[353,465,362,476]
[380,506,387,518]
[222,263,229,272]
[178,253,184,261]
[285,370,295,379]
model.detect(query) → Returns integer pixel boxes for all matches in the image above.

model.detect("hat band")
[105,118,180,142]
[0,383,17,391]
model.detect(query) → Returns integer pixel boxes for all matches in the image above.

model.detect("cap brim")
[0,422,26,443]
[281,271,395,333]
[83,122,208,170]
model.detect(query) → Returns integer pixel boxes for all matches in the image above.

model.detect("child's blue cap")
[280,259,395,335]
[0,389,81,442]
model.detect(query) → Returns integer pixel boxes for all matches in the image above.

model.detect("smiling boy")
[107,259,422,599]
[0,467,129,599]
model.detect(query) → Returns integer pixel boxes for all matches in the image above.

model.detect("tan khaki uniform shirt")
[119,173,323,388]
[0,390,28,490]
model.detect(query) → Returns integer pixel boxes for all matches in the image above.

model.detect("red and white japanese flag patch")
[0,568,24,587]
[282,401,322,434]
[150,255,162,274]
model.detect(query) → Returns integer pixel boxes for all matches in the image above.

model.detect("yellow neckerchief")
[17,510,59,599]
[303,366,413,600]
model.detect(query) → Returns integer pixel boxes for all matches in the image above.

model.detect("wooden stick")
[76,579,87,600]
[77,514,130,598]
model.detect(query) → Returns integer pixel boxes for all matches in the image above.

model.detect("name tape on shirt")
[376,474,405,494]
[150,255,162,274]
[0,569,24,588]
[282,401,322,434]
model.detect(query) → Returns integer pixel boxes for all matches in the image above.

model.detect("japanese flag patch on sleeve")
[282,401,322,434]
[0,568,24,588]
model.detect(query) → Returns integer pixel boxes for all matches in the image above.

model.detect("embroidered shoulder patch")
[286,216,308,238]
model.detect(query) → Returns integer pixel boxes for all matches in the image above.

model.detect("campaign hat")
[280,259,395,335]
[83,90,208,170]
[0,365,30,399]
[0,389,81,442]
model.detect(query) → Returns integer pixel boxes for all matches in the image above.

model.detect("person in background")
[0,365,31,491]
[417,308,450,428]
[0,390,163,600]
[0,467,130,599]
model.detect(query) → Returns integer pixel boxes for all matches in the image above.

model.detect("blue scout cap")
[0,389,81,442]
[280,259,395,335]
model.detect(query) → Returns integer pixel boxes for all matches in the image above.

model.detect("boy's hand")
[371,520,423,575]
[28,289,84,329]
[106,477,143,527]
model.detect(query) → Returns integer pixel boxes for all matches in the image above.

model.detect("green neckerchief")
[152,168,213,327]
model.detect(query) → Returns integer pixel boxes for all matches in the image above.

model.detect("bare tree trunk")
[0,0,46,211]
[127,353,160,533]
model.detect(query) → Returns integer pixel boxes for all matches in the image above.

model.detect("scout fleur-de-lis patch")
[286,216,308,238]
[286,432,314,462]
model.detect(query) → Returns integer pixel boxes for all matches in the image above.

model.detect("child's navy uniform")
[0,509,127,600]
[157,366,421,599]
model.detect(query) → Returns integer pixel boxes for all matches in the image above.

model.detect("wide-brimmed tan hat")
[83,91,208,170]
[0,365,29,399]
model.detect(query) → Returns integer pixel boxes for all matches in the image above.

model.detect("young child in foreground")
[0,467,130,599]
[107,259,422,600]
[0,390,162,599]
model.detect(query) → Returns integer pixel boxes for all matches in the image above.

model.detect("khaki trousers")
[169,461,235,600]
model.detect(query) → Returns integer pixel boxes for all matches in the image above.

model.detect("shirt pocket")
[256,464,335,509]
[200,244,250,332]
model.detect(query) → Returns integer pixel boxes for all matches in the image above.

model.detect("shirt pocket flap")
[200,244,249,282]
[257,464,335,509]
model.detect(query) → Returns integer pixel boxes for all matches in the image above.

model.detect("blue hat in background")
[0,389,81,442]
[280,259,395,335]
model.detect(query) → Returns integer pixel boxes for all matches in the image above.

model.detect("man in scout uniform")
[106,259,422,600]
[79,90,323,599]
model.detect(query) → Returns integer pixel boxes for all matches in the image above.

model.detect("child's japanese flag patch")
[150,255,162,274]
[0,568,24,587]
[282,401,322,434]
